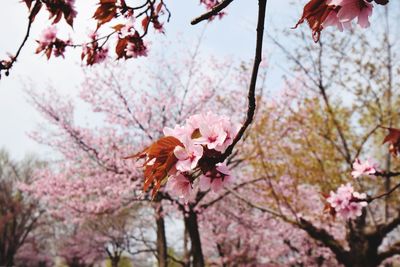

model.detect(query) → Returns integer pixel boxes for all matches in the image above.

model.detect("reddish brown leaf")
[45,47,53,59]
[29,1,43,22]
[100,0,117,3]
[64,10,75,27]
[141,16,150,31]
[112,23,125,32]
[51,10,63,24]
[115,38,128,59]
[93,2,117,26]
[156,2,163,14]
[293,0,336,42]
[382,127,400,156]
[125,136,183,198]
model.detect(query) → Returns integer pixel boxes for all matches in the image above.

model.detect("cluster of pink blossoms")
[351,158,380,178]
[119,21,148,59]
[36,26,71,58]
[327,183,368,220]
[163,113,240,201]
[81,32,109,65]
[38,26,58,47]
[324,0,374,30]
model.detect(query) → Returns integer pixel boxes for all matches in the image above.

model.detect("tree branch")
[0,6,35,78]
[298,218,349,265]
[378,241,400,263]
[367,182,400,203]
[191,0,234,25]
[218,0,267,163]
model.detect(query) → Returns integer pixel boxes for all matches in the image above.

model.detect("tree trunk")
[1,251,15,267]
[345,228,380,267]
[183,224,190,267]
[184,209,205,267]
[111,256,120,267]
[153,200,168,267]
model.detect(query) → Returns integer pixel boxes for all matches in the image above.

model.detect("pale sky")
[0,0,300,160]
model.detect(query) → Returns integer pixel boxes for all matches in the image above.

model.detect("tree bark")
[183,225,190,267]
[153,200,168,267]
[184,209,205,267]
[111,256,120,267]
[0,250,16,267]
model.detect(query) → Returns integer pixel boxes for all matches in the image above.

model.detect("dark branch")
[217,0,267,163]
[298,218,349,265]
[373,211,400,241]
[367,182,400,203]
[191,0,234,25]
[378,242,400,263]
[0,6,34,78]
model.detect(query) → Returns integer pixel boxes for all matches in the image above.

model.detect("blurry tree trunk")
[183,225,190,266]
[111,256,120,267]
[184,209,204,267]
[0,247,16,267]
[383,4,393,222]
[153,198,168,267]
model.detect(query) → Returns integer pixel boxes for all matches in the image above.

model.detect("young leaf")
[125,136,183,197]
[382,127,400,156]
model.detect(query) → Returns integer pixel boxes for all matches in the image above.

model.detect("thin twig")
[368,182,400,203]
[191,0,234,25]
[218,0,268,163]
[1,9,34,78]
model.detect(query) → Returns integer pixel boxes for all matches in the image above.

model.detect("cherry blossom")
[125,37,148,59]
[187,112,240,152]
[163,124,193,142]
[327,183,368,220]
[167,173,193,201]
[81,32,109,65]
[36,26,71,58]
[330,0,373,28]
[37,26,57,47]
[351,158,379,178]
[296,0,380,42]
[137,112,240,198]
[174,137,204,172]
[199,163,233,193]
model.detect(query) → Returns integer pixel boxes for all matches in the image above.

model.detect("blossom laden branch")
[127,0,267,200]
[126,113,239,199]
[1,0,171,78]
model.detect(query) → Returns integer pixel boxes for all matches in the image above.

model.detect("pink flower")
[199,163,233,193]
[174,137,203,172]
[330,0,373,28]
[176,113,239,152]
[167,174,193,201]
[196,122,227,150]
[163,124,193,142]
[351,158,379,178]
[38,26,57,47]
[215,117,240,152]
[186,114,204,130]
[90,47,108,64]
[327,183,368,220]
[126,39,148,58]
